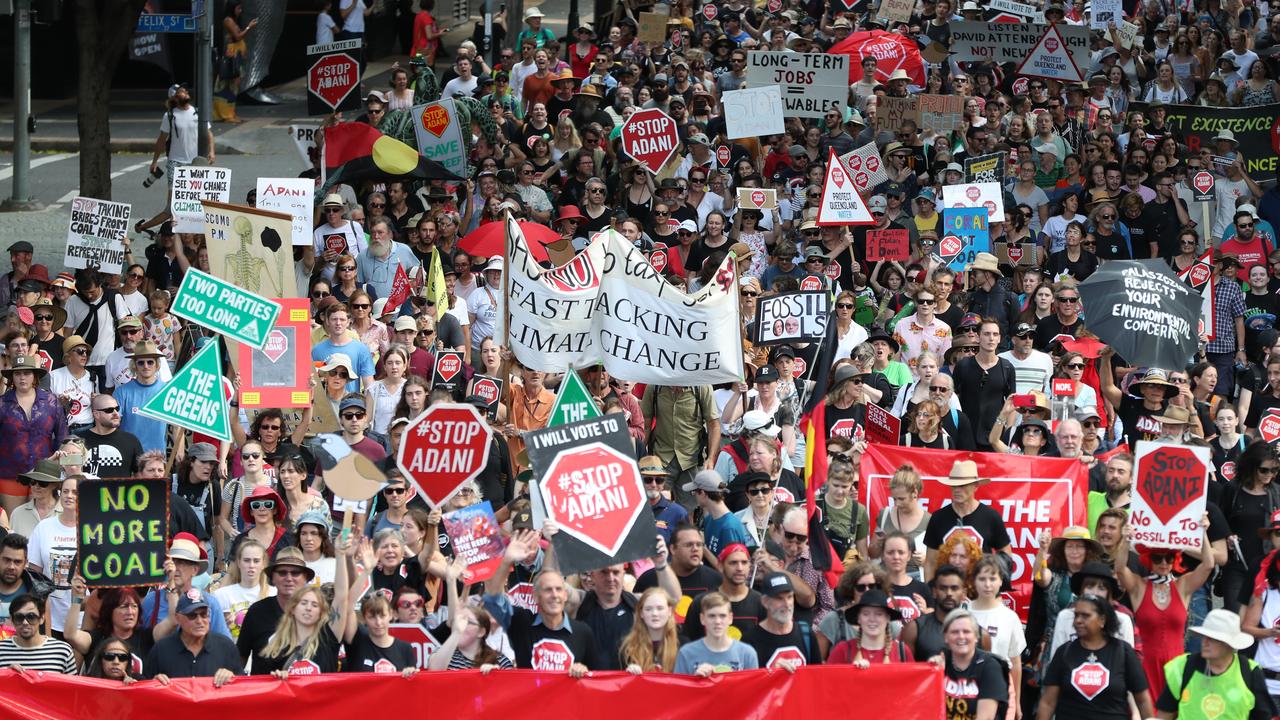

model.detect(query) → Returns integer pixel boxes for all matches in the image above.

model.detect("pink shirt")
[893,314,953,369]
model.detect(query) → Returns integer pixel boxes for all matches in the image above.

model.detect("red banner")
[860,445,1089,619]
[0,665,944,720]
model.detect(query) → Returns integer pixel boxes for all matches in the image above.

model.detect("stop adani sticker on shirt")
[530,638,575,671]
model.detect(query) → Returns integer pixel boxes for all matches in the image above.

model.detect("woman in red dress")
[1112,514,1215,697]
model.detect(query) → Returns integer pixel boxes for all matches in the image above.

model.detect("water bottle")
[142,166,164,188]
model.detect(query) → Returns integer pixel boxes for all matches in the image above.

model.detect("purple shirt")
[0,389,68,480]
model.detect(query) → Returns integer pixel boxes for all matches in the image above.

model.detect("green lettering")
[147,519,164,542]
[81,523,102,545]
[82,554,100,580]
[108,520,125,544]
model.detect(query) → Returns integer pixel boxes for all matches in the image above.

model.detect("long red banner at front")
[0,665,945,719]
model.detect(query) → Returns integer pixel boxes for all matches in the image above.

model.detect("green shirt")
[1159,653,1269,720]
[1087,491,1129,536]
[641,385,720,471]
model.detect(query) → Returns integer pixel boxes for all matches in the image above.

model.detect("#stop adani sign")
[397,403,493,508]
[1131,441,1209,551]
[307,39,362,115]
[621,108,678,175]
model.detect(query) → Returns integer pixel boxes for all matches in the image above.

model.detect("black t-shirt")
[890,578,933,623]
[634,564,722,625]
[944,650,1009,720]
[507,607,601,670]
[371,557,425,598]
[236,596,285,661]
[683,236,732,274]
[1045,250,1100,283]
[1124,208,1168,260]
[251,623,342,675]
[923,502,1011,554]
[1034,314,1085,351]
[1092,228,1132,260]
[1244,291,1280,358]
[343,626,417,673]
[953,357,1016,449]
[1245,387,1280,430]
[576,591,635,671]
[1043,639,1147,720]
[682,589,766,640]
[742,623,815,668]
[824,403,867,442]
[1116,393,1167,450]
[78,427,143,478]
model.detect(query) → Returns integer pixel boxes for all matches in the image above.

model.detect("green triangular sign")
[548,369,602,427]
[138,341,231,442]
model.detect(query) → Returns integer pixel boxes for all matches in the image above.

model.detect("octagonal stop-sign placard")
[524,414,658,575]
[397,403,493,508]
[1130,440,1209,551]
[306,39,363,116]
[621,107,678,175]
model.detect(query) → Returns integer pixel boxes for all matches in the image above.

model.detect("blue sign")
[136,14,197,33]
[940,207,990,273]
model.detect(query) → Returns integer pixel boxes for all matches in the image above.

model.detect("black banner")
[964,151,1006,185]
[77,478,170,588]
[1135,102,1280,180]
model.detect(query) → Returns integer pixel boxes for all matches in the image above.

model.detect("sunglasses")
[741,291,759,298]
[11,612,39,625]
[338,265,356,271]
[783,530,808,543]
[95,405,120,413]
[351,303,371,310]
[384,486,407,495]
[1082,420,1101,428]
[1056,296,1080,303]
[34,313,55,322]
[916,298,936,305]
[854,582,878,592]
[241,452,262,460]
[836,303,854,309]
[1066,363,1085,370]
[747,487,771,497]
[259,424,282,431]
[312,291,331,298]
[274,568,307,577]
[71,347,88,356]
[101,652,132,663]
[342,412,366,420]
[250,499,275,511]
[929,385,949,392]
[398,599,425,609]
[1099,214,1115,220]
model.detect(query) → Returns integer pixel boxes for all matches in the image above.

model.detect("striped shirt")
[446,649,513,670]
[0,637,77,673]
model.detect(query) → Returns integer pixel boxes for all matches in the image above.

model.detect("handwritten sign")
[723,86,785,140]
[256,178,314,247]
[65,197,130,274]
[918,95,964,134]
[867,228,911,261]
[77,478,169,588]
[1130,441,1208,551]
[171,165,232,233]
[875,96,919,133]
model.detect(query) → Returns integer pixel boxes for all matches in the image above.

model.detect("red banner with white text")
[860,446,1089,620]
[0,665,944,720]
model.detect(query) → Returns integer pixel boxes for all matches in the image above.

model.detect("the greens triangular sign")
[548,370,602,427]
[138,340,231,442]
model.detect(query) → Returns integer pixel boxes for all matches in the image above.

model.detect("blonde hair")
[261,587,331,662]
[617,588,679,672]
[889,463,922,496]
[226,539,270,593]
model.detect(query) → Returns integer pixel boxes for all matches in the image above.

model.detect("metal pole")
[2,0,40,211]
[197,1,213,158]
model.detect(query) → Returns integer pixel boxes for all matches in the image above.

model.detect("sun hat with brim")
[30,302,66,331]
[321,193,346,208]
[51,272,76,291]
[19,458,61,486]
[832,364,870,387]
[265,546,316,583]
[867,331,900,355]
[1213,128,1239,146]
[128,340,165,360]
[3,354,47,380]
[1151,405,1193,426]
[638,455,668,476]
[1068,560,1121,597]
[969,252,1002,275]
[940,459,989,487]
[1048,525,1104,563]
[1011,418,1052,447]
[240,484,287,526]
[1130,368,1179,398]
[1190,609,1255,650]
[318,353,356,377]
[61,335,90,356]
[168,532,208,563]
[843,589,903,624]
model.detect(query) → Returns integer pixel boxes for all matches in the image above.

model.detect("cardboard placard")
[875,96,919,134]
[865,403,900,446]
[753,291,831,345]
[723,86,786,140]
[1130,441,1209,551]
[1116,20,1140,49]
[877,0,915,23]
[255,178,314,247]
[431,350,466,394]
[917,95,964,134]
[239,298,313,409]
[172,165,232,234]
[1089,0,1122,29]
[745,51,850,118]
[442,501,506,583]
[65,197,130,274]
[77,478,170,588]
[949,21,1090,69]
[938,207,990,272]
[867,228,911,261]
[638,12,667,43]
[736,187,778,210]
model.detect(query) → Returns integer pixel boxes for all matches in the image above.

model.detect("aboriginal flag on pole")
[323,122,461,189]
[799,309,841,579]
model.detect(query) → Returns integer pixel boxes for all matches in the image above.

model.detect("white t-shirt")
[315,11,337,44]
[313,220,368,282]
[467,283,503,350]
[48,366,96,426]
[120,290,149,317]
[968,603,1027,663]
[307,557,337,586]
[339,0,366,33]
[212,582,273,640]
[28,516,78,632]
[104,345,174,391]
[442,76,479,100]
[64,292,131,367]
[160,105,203,165]
[998,350,1055,395]
[1042,214,1087,254]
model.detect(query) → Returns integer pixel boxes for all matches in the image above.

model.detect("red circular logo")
[965,186,981,201]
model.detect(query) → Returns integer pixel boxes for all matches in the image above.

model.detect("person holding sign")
[1114,515,1215,697]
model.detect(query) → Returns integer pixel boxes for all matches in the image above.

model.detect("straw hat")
[969,252,1002,276]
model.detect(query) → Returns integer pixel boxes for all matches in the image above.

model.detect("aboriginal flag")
[323,122,460,188]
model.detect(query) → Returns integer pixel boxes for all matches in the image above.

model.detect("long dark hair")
[83,636,139,680]
[1073,594,1119,639]
[1237,441,1277,491]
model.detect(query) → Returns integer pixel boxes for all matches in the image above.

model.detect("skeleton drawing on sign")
[225,216,285,297]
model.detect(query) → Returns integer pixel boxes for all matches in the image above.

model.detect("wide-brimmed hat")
[3,354,47,380]
[318,353,355,377]
[51,272,76,291]
[1011,418,1051,446]
[168,532,208,563]
[29,301,66,331]
[941,460,989,487]
[240,484,287,526]
[832,364,870,387]
[552,68,578,85]
[886,69,911,83]
[1213,128,1239,147]
[867,330,900,355]
[843,589,903,624]
[61,335,90,356]
[1151,405,1193,426]
[265,546,316,583]
[321,193,346,208]
[523,6,545,20]
[19,457,61,486]
[555,205,586,226]
[128,340,165,360]
[1190,609,1254,650]
[1130,368,1179,398]
[1048,525,1104,563]
[969,252,1001,275]
[1068,560,1121,596]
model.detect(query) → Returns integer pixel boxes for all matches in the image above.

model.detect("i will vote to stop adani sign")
[77,478,169,587]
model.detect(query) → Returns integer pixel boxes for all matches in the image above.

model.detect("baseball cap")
[754,365,781,383]
[762,572,796,597]
[868,195,888,212]
[959,312,982,328]
[176,593,210,615]
[1013,322,1036,338]
[742,409,781,437]
[339,394,367,412]
[682,469,727,493]
[394,316,419,332]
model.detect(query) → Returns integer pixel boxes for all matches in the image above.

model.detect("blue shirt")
[311,338,376,393]
[356,242,420,300]
[140,588,232,639]
[115,378,166,452]
[701,509,750,558]
[651,498,690,546]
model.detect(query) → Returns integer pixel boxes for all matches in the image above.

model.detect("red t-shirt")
[1219,234,1272,271]
[827,639,914,665]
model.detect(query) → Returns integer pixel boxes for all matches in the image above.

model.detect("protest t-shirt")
[212,582,271,641]
[634,564,722,624]
[741,624,812,669]
[923,503,1010,554]
[1117,393,1167,449]
[674,638,759,674]
[1042,639,1146,720]
[343,627,417,673]
[251,623,341,675]
[27,517,77,633]
[944,650,1009,720]
[890,578,933,623]
[78,427,143,479]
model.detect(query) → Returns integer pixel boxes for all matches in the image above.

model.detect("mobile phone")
[1012,393,1036,409]
[60,450,86,466]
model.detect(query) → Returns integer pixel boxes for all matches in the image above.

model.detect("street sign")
[138,341,231,442]
[306,39,362,115]
[541,442,646,556]
[136,13,197,32]
[620,107,678,175]
[397,403,493,508]
[1192,171,1216,202]
[548,370,602,427]
[387,624,441,669]
[171,268,282,350]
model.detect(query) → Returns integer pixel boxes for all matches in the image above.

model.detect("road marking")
[53,160,154,205]
[0,153,77,182]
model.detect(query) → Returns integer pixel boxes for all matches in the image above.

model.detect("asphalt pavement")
[0,0,571,268]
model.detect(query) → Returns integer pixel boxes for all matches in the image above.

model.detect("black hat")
[1013,322,1036,338]
[761,571,795,597]
[867,330,901,355]
[732,470,773,491]
[1068,560,1121,597]
[769,344,797,362]
[843,589,903,624]
[754,364,781,383]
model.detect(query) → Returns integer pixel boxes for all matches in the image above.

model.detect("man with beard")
[742,572,812,670]
[684,544,767,640]
[911,565,970,659]
[1088,453,1133,530]
[137,83,216,233]
[634,524,722,624]
[640,456,688,545]
[356,218,418,307]
[0,535,51,629]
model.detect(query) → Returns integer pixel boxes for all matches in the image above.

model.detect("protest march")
[10,0,1280,716]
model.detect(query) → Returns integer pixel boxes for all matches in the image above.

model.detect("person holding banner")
[1114,515,1216,697]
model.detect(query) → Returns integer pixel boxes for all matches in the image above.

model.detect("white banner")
[745,51,849,118]
[1131,441,1209,551]
[506,219,744,384]
[839,143,890,196]
[65,196,130,274]
[949,21,1090,69]
[942,181,1006,223]
[172,165,232,233]
[256,178,315,247]
[723,86,786,140]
